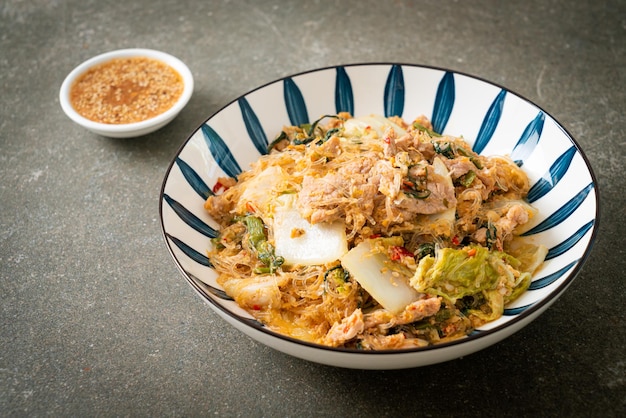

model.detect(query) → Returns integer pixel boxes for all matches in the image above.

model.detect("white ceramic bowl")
[159,64,599,369]
[59,48,194,138]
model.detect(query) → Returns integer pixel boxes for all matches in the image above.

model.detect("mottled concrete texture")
[1,0,624,416]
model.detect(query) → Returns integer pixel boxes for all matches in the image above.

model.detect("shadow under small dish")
[59,48,193,138]
[159,63,599,370]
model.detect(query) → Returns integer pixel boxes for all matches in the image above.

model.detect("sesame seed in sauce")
[70,57,184,124]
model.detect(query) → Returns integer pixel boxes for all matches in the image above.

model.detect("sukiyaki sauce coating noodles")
[204,113,547,350]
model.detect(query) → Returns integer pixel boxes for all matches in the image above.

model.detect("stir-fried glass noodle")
[205,113,547,350]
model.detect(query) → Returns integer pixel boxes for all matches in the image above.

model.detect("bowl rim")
[159,62,601,356]
[59,48,194,134]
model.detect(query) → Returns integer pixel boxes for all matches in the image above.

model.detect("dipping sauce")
[69,57,184,124]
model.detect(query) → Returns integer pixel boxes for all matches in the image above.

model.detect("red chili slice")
[390,245,414,261]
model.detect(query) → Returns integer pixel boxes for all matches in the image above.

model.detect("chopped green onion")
[457,146,483,169]
[413,122,441,137]
[471,157,483,169]
[457,170,476,187]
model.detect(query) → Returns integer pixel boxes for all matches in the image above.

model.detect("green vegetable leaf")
[267,131,288,153]
[432,141,455,159]
[243,216,284,273]
[411,246,500,301]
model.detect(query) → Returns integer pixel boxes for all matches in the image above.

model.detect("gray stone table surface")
[1,0,624,416]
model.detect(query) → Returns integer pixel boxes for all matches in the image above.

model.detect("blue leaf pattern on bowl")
[175,157,212,200]
[523,183,594,235]
[335,67,354,115]
[529,260,578,290]
[546,220,595,260]
[166,233,213,267]
[384,65,404,117]
[239,97,268,155]
[201,124,242,178]
[431,71,455,134]
[240,317,266,328]
[504,303,533,316]
[163,194,218,238]
[188,272,233,300]
[527,146,577,203]
[284,78,309,126]
[472,89,506,154]
[510,112,545,166]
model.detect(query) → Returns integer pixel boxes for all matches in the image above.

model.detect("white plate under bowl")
[159,63,599,369]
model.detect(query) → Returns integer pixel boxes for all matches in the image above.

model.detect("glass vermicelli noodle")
[204,113,547,350]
